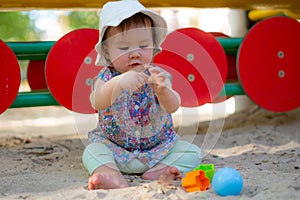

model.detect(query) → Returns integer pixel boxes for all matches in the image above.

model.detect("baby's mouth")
[130,63,141,67]
[129,63,144,72]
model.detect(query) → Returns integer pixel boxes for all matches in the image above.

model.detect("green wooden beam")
[10,83,244,108]
[6,41,55,60]
[6,38,242,60]
[219,82,244,97]
[10,91,59,108]
[216,37,242,55]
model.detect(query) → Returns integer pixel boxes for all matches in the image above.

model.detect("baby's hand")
[119,70,148,92]
[145,65,168,93]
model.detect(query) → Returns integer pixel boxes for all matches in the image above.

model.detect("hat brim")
[95,10,167,66]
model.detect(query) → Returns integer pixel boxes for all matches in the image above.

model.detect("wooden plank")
[0,0,299,10]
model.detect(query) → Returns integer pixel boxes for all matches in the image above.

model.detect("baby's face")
[103,23,154,73]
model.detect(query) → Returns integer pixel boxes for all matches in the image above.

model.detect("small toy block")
[194,164,215,182]
[182,170,210,192]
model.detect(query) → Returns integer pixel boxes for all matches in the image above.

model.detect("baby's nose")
[129,49,140,58]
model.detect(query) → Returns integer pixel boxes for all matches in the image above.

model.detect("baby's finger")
[138,73,149,84]
[132,65,145,72]
[155,72,166,81]
[143,64,151,70]
[148,66,161,74]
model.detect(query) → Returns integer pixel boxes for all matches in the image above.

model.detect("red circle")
[154,28,227,107]
[27,60,48,90]
[45,28,99,113]
[209,32,238,81]
[0,40,21,114]
[73,49,102,114]
[237,16,300,112]
[209,32,235,103]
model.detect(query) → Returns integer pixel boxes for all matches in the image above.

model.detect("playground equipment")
[27,60,47,91]
[0,0,299,10]
[0,40,20,114]
[237,16,300,112]
[0,2,299,114]
[2,28,243,114]
[45,28,99,114]
[154,28,228,107]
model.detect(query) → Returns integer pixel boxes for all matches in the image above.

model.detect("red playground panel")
[0,40,21,114]
[27,60,48,90]
[73,48,102,113]
[209,32,235,103]
[237,16,300,112]
[209,32,237,81]
[154,28,228,107]
[45,28,100,113]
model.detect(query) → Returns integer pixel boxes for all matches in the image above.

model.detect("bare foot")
[88,164,128,190]
[141,165,181,181]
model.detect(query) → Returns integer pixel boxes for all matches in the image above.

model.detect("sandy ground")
[0,97,299,200]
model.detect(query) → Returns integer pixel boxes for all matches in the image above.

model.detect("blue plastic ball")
[212,167,243,196]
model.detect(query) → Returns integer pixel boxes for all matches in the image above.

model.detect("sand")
[0,97,299,200]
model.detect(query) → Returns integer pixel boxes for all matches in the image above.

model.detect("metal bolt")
[187,53,194,62]
[86,78,94,86]
[84,56,92,64]
[278,51,284,59]
[278,70,285,78]
[187,74,195,82]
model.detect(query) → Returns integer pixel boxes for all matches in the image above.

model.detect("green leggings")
[82,140,201,175]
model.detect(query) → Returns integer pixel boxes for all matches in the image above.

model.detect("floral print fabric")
[88,66,178,168]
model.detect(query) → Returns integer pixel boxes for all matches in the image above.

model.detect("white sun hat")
[94,0,168,66]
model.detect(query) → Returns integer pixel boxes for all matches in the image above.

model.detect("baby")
[82,0,201,190]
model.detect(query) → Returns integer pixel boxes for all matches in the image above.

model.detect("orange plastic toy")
[194,163,215,183]
[182,170,210,192]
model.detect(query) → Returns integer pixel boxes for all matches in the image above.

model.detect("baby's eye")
[139,45,148,49]
[119,47,129,51]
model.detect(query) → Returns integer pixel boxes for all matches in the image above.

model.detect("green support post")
[9,83,244,108]
[221,82,244,96]
[6,39,244,109]
[10,91,59,108]
[216,37,242,55]
[6,38,242,60]
[7,41,55,60]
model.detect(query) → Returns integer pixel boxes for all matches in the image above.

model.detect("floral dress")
[88,66,178,168]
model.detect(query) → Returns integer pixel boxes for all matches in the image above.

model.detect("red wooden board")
[0,40,21,114]
[209,32,235,103]
[45,28,100,113]
[237,16,300,112]
[73,49,102,113]
[27,60,48,90]
[209,32,237,81]
[154,28,228,107]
